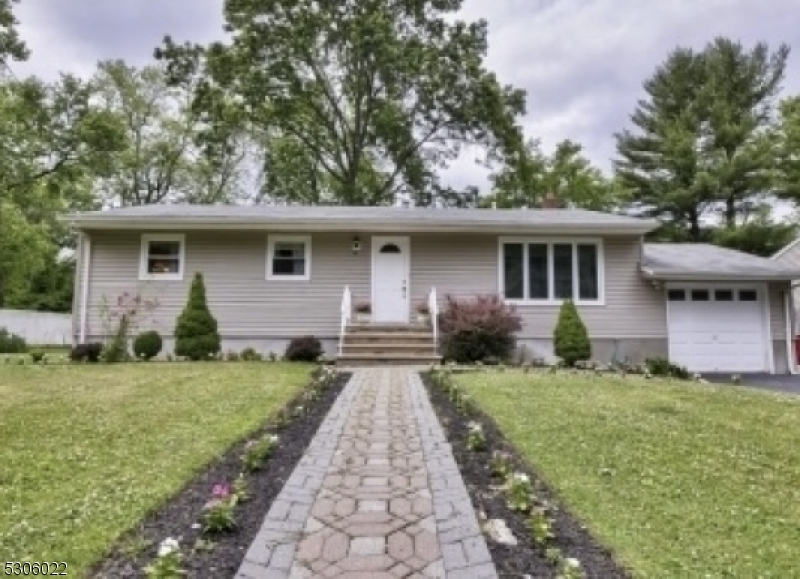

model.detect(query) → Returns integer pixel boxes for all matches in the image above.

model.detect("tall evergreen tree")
[615,38,788,239]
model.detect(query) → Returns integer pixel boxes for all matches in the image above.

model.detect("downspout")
[79,233,92,344]
[785,286,798,375]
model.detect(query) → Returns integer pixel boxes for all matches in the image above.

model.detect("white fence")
[0,309,72,345]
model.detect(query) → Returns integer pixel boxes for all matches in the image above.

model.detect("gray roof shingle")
[642,243,800,281]
[64,204,658,234]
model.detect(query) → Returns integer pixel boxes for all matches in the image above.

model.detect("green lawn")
[0,362,312,575]
[456,371,800,578]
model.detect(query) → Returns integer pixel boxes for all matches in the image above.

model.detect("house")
[65,205,800,372]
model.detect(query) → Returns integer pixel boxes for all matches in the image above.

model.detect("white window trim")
[497,237,605,306]
[267,235,312,281]
[139,234,185,281]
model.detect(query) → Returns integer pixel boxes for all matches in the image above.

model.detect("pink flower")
[212,483,231,499]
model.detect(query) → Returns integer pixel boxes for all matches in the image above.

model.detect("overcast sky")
[13,0,800,192]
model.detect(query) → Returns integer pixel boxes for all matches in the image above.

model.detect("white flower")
[565,557,582,568]
[268,434,279,444]
[158,537,180,557]
[513,472,529,483]
[467,421,482,431]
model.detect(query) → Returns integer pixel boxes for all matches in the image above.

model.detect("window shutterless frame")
[497,237,605,305]
[267,235,312,281]
[139,234,185,281]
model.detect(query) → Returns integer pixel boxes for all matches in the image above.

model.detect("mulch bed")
[422,372,630,579]
[91,368,350,578]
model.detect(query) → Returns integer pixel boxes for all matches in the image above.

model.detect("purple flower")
[212,483,231,498]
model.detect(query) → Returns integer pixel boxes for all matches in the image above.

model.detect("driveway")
[702,373,800,396]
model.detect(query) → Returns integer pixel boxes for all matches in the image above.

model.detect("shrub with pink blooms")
[201,482,237,533]
[439,294,522,364]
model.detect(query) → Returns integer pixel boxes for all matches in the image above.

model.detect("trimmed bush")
[174,273,221,361]
[645,357,690,380]
[240,347,263,362]
[0,327,27,353]
[553,299,591,367]
[70,343,103,363]
[133,330,163,361]
[285,336,324,362]
[439,294,522,364]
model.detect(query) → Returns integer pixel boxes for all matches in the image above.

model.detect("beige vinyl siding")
[769,282,790,339]
[79,230,666,341]
[83,231,370,339]
[411,234,666,339]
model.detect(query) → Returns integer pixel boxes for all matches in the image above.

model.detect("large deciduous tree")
[157,0,526,206]
[486,139,621,210]
[0,75,123,307]
[0,0,27,67]
[615,38,788,240]
[93,60,250,207]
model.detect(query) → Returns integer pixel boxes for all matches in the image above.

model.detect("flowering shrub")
[506,472,533,512]
[242,434,279,472]
[439,294,522,363]
[466,422,487,452]
[202,483,237,533]
[144,537,184,578]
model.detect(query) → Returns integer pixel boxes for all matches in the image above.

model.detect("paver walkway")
[236,368,498,579]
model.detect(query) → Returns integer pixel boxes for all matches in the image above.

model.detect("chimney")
[541,192,561,209]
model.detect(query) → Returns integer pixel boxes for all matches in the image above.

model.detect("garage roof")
[642,243,800,281]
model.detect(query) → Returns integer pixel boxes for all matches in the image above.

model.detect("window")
[140,234,185,281]
[739,289,758,302]
[715,289,734,301]
[268,235,311,280]
[500,239,603,303]
[667,289,685,301]
[691,289,709,301]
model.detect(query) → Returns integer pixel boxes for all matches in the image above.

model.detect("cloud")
[14,0,225,79]
[12,0,800,192]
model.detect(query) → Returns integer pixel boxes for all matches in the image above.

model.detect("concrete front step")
[336,353,441,366]
[343,334,435,345]
[347,323,433,333]
[342,343,436,353]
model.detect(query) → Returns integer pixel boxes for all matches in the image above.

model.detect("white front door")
[372,236,410,323]
[667,285,769,372]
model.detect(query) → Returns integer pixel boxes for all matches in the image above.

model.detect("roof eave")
[62,215,657,236]
[641,269,798,282]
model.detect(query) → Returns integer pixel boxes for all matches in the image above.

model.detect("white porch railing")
[339,285,352,356]
[428,287,439,355]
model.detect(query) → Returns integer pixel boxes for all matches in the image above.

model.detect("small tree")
[174,273,221,360]
[553,300,591,367]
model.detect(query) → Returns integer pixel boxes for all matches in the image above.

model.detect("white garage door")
[667,286,768,372]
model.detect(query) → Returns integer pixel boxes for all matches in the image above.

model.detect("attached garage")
[642,243,800,374]
[666,285,769,372]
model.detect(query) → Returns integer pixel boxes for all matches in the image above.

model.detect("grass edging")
[91,367,351,578]
[423,369,629,578]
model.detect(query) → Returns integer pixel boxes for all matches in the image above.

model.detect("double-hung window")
[267,235,311,280]
[139,234,185,281]
[500,239,603,304]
